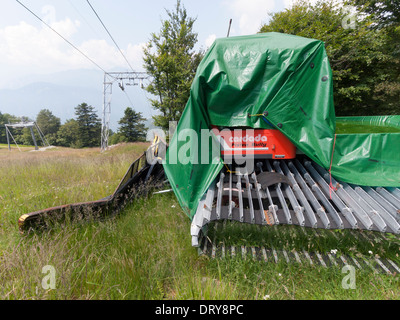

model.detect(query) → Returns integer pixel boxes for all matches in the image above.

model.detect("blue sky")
[1,0,292,88]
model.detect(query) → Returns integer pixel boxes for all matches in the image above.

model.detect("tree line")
[260,0,400,116]
[0,104,147,148]
[144,0,399,132]
[2,0,399,149]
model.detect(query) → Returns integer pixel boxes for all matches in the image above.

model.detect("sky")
[0,0,295,88]
[0,0,302,129]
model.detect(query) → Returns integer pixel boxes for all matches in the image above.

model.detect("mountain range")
[0,69,155,131]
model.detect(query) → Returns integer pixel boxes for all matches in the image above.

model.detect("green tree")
[0,113,19,145]
[56,119,81,148]
[350,0,400,27]
[0,112,9,144]
[118,107,147,142]
[19,127,35,146]
[143,0,203,131]
[108,132,124,145]
[348,0,400,113]
[74,102,101,147]
[260,0,400,116]
[36,109,61,145]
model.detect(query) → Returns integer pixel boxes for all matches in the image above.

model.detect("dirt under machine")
[19,33,400,271]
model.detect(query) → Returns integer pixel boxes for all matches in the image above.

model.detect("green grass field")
[0,143,399,300]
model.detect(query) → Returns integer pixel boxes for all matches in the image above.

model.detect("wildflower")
[330,249,337,255]
[368,250,373,255]
[263,295,270,300]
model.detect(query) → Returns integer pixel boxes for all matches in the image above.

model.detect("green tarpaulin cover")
[162,32,400,219]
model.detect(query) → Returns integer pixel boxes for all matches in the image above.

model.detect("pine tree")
[118,107,147,142]
[74,103,101,147]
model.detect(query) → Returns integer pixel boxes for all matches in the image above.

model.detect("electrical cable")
[122,89,136,110]
[86,0,136,73]
[67,0,103,39]
[15,0,109,74]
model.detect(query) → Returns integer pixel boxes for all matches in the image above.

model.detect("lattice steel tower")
[101,71,150,152]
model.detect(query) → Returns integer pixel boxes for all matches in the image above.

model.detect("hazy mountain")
[4,69,105,90]
[0,69,155,131]
[0,82,100,121]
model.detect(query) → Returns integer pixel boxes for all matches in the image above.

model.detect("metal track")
[18,139,167,232]
[198,233,400,274]
[191,157,400,258]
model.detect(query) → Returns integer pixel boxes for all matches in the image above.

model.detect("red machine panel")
[212,127,296,159]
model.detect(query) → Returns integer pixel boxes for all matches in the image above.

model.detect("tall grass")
[0,143,398,300]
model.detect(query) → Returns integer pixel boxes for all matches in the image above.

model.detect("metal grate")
[191,157,400,266]
[197,232,400,275]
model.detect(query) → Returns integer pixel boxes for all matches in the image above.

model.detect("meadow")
[0,143,399,300]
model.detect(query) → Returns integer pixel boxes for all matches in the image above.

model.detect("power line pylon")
[101,71,150,152]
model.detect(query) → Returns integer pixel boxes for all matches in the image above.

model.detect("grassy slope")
[0,144,398,300]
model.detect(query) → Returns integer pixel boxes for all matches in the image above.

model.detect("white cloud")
[126,42,147,71]
[224,0,276,35]
[205,34,217,48]
[0,16,145,81]
[283,0,294,9]
[0,19,80,70]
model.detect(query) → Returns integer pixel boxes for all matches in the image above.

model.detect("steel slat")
[266,160,292,224]
[212,241,216,259]
[272,248,279,263]
[244,174,255,224]
[295,159,344,229]
[313,165,373,231]
[293,250,302,264]
[316,252,327,267]
[251,247,257,260]
[303,250,313,265]
[236,174,244,222]
[282,250,290,263]
[355,187,400,233]
[341,182,386,232]
[364,186,400,221]
[261,247,268,262]
[256,162,280,224]
[228,170,233,219]
[251,172,268,225]
[387,187,400,201]
[303,160,358,229]
[386,259,400,274]
[351,257,363,270]
[216,172,225,220]
[327,253,338,266]
[272,161,304,225]
[376,187,400,209]
[280,161,317,227]
[288,160,330,228]
[375,258,391,274]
